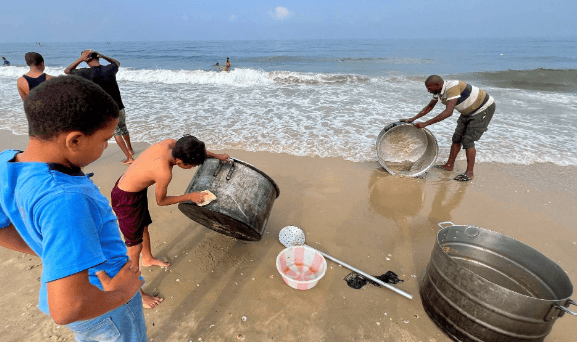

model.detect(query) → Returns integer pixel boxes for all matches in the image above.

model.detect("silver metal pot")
[376,121,438,177]
[178,158,280,241]
[421,222,577,342]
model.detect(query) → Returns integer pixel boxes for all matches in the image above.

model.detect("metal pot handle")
[226,159,236,181]
[438,221,455,230]
[556,299,577,316]
[213,160,223,177]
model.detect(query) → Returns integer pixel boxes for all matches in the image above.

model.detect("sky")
[1,0,576,42]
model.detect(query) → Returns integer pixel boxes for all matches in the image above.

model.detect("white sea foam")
[1,68,576,166]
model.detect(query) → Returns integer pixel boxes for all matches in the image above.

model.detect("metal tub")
[421,222,577,342]
[376,121,438,177]
[178,158,280,241]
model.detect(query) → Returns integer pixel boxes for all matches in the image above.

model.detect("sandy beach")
[1,129,576,342]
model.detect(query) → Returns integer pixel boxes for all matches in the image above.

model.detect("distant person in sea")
[111,135,229,308]
[17,52,53,101]
[2,57,9,66]
[65,50,136,165]
[403,75,496,182]
[0,75,146,341]
[223,57,231,71]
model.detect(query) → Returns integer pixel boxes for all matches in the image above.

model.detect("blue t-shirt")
[2,60,9,66]
[0,150,129,314]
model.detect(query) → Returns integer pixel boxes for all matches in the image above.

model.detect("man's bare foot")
[142,257,170,268]
[434,164,453,171]
[128,149,135,157]
[141,291,163,309]
[120,158,134,165]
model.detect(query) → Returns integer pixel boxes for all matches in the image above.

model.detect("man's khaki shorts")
[452,103,495,149]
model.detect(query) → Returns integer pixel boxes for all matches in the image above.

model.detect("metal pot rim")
[436,222,574,304]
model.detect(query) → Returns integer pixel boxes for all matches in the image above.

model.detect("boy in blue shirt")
[0,76,146,341]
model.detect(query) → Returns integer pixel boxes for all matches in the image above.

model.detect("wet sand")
[1,129,577,342]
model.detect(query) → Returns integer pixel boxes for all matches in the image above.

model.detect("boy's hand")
[96,260,142,295]
[215,153,230,162]
[189,191,208,204]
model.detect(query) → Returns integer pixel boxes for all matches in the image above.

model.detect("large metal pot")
[376,121,438,177]
[178,158,280,241]
[421,222,577,342]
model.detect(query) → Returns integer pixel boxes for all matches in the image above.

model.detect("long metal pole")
[307,244,413,300]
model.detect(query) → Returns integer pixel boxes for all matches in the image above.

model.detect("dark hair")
[172,135,207,165]
[24,52,44,66]
[24,75,119,140]
[425,75,443,86]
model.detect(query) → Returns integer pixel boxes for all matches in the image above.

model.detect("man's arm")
[64,50,92,74]
[47,261,142,325]
[154,171,207,206]
[404,99,438,123]
[16,77,29,101]
[414,98,457,129]
[0,223,37,256]
[97,53,120,67]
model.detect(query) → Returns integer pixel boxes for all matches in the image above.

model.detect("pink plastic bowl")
[276,246,327,290]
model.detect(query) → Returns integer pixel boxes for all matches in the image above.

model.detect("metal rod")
[306,244,413,300]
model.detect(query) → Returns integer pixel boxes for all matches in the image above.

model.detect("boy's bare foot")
[121,158,134,165]
[142,257,170,268]
[141,290,163,309]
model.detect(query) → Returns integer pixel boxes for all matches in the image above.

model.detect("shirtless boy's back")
[111,136,229,309]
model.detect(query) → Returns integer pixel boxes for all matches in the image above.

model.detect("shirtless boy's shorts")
[113,108,129,136]
[452,103,496,149]
[111,176,152,247]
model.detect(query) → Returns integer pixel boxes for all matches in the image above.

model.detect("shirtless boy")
[111,135,229,308]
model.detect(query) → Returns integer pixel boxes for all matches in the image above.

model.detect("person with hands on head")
[111,135,229,309]
[403,75,496,182]
[0,75,147,341]
[65,49,136,165]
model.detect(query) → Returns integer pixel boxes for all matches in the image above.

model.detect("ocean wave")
[236,55,434,65]
[463,68,577,93]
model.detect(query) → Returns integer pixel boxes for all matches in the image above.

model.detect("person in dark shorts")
[17,52,53,101]
[111,135,229,309]
[404,75,496,181]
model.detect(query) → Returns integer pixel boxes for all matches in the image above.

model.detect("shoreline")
[1,129,577,341]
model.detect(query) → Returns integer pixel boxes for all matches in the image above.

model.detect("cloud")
[230,15,235,20]
[268,6,294,20]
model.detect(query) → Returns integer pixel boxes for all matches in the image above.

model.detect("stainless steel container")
[421,222,577,342]
[376,121,438,177]
[178,158,280,241]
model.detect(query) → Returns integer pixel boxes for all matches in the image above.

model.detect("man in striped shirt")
[404,75,496,181]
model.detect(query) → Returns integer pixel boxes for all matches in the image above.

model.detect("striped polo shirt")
[433,80,494,116]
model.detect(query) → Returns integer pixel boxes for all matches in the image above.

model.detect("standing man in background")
[65,50,135,165]
[17,52,53,101]
[404,75,496,182]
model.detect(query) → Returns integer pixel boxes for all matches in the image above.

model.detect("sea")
[1,39,576,166]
